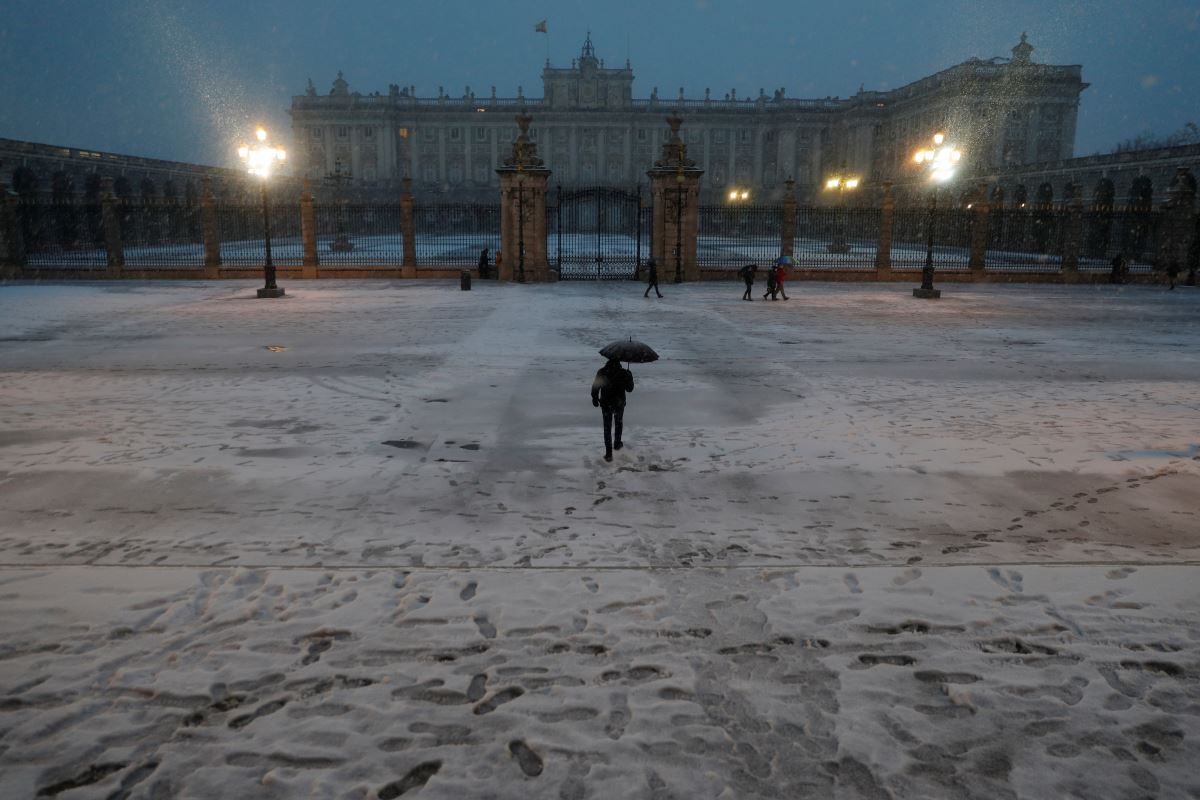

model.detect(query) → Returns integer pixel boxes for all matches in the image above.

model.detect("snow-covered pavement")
[1,280,1198,798]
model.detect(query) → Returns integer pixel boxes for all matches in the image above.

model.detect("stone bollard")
[100,177,124,277]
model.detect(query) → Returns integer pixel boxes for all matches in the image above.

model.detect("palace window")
[739,129,751,144]
[363,127,373,139]
[638,128,647,142]
[398,127,409,138]
[423,128,436,142]
[423,164,437,182]
[449,127,461,141]
[475,127,487,142]
[311,128,323,140]
[714,129,726,144]
[337,126,348,138]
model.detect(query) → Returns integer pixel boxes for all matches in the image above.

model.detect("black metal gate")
[551,186,646,280]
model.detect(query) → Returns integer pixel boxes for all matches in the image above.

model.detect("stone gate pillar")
[496,114,551,282]
[647,116,704,282]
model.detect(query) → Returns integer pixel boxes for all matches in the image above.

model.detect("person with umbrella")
[591,339,658,462]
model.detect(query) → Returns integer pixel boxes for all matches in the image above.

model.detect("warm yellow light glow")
[933,132,945,145]
[951,150,961,161]
[729,190,738,200]
[845,178,860,189]
[914,152,925,164]
[239,127,286,179]
[740,190,749,200]
[826,178,840,189]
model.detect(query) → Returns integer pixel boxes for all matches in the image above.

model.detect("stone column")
[100,177,124,277]
[401,177,417,278]
[300,177,318,278]
[647,115,704,282]
[780,177,797,258]
[0,182,24,275]
[200,178,221,279]
[875,181,894,274]
[969,182,990,277]
[1061,183,1084,278]
[496,114,552,282]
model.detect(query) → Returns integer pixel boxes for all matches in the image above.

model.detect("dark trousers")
[644,278,662,298]
[602,404,624,455]
[742,280,753,300]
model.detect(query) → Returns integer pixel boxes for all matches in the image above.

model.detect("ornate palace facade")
[288,34,1085,203]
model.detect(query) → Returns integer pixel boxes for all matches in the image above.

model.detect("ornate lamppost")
[824,165,860,254]
[912,132,961,299]
[237,127,287,298]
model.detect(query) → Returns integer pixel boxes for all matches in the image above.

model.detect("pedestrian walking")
[739,264,757,301]
[774,263,789,300]
[763,265,778,300]
[591,357,635,462]
[1166,259,1180,290]
[477,248,490,280]
[1109,254,1127,285]
[643,257,663,298]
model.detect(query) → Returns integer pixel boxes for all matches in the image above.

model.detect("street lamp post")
[238,127,287,298]
[824,164,860,254]
[911,132,961,300]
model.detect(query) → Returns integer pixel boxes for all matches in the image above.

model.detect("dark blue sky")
[1,0,1196,167]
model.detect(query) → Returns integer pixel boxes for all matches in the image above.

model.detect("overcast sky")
[1,0,1196,168]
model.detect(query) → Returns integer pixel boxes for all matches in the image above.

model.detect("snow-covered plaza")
[1,279,1198,799]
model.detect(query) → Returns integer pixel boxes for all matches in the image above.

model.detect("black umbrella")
[599,339,659,364]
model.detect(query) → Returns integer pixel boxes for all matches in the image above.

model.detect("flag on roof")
[534,20,547,33]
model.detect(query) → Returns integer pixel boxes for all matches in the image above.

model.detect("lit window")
[398,127,409,138]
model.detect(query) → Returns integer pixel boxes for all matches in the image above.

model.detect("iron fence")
[793,207,880,270]
[698,205,782,269]
[890,207,972,271]
[1080,206,1159,272]
[313,203,405,266]
[16,200,107,268]
[120,200,205,266]
[216,203,303,266]
[984,208,1065,272]
[412,203,500,267]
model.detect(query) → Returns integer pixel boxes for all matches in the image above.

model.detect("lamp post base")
[912,287,941,299]
[256,287,287,298]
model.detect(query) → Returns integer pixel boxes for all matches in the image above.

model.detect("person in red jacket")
[774,263,789,300]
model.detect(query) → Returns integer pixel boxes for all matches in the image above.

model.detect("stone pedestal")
[647,116,703,282]
[495,113,552,282]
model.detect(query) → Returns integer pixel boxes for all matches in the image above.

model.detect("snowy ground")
[0,280,1198,799]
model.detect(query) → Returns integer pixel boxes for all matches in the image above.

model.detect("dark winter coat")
[591,361,635,408]
[647,263,659,282]
[765,270,778,290]
[740,265,757,284]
